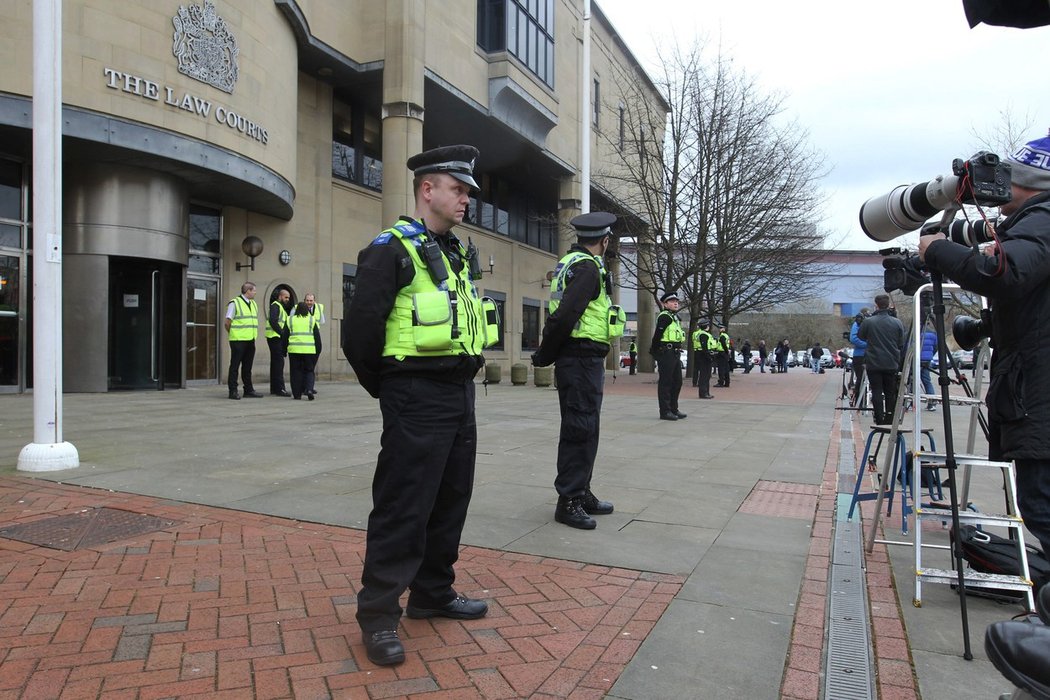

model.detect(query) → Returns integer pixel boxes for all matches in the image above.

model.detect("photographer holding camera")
[918,132,1050,557]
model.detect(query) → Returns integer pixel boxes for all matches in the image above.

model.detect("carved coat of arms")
[172,0,239,94]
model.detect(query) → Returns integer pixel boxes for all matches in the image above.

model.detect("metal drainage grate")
[824,515,874,700]
[0,508,177,551]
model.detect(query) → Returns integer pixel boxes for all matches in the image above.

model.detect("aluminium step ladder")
[911,449,1035,611]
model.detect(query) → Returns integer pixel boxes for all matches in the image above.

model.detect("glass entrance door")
[186,276,218,383]
[0,254,19,391]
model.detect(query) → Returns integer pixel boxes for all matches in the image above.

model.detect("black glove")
[531,352,552,368]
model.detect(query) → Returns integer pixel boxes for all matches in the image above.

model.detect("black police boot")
[580,491,614,515]
[406,594,488,620]
[660,412,678,421]
[362,629,405,666]
[555,496,596,530]
[985,621,1050,698]
[674,410,687,419]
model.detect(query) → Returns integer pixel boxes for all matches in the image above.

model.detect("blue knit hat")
[1007,131,1050,190]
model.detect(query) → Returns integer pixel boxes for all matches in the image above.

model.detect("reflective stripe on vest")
[658,310,685,343]
[548,250,614,344]
[228,296,258,341]
[287,313,317,354]
[265,300,289,339]
[381,219,490,358]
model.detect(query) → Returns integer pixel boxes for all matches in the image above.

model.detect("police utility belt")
[657,343,681,351]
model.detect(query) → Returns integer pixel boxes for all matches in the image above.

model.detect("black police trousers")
[694,351,712,396]
[266,335,287,394]
[655,349,682,415]
[227,340,256,394]
[356,375,477,633]
[554,356,605,498]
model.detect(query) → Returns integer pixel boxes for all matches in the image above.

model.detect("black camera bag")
[950,524,1050,600]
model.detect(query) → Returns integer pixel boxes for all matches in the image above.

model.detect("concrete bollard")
[485,362,502,384]
[511,363,528,385]
[534,366,553,387]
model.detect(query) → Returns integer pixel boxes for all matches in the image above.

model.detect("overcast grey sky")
[597,0,1050,251]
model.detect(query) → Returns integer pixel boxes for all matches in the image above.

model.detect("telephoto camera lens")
[859,176,960,242]
[947,219,997,247]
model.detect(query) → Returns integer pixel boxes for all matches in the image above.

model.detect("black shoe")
[580,491,614,515]
[243,391,264,398]
[405,595,488,620]
[1039,584,1050,625]
[660,413,678,421]
[362,629,404,666]
[307,394,315,401]
[985,621,1050,698]
[700,394,714,399]
[674,411,687,419]
[308,389,317,396]
[555,496,597,529]
[271,390,291,397]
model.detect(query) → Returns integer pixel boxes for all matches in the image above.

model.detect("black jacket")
[926,192,1050,459]
[857,310,905,372]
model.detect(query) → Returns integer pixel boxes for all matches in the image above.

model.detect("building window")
[332,99,383,191]
[0,158,23,249]
[477,0,555,88]
[467,173,557,254]
[521,299,540,351]
[188,204,221,275]
[593,78,600,128]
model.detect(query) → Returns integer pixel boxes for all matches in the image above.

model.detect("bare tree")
[596,40,829,340]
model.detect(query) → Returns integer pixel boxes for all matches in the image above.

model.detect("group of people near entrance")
[220,132,1050,685]
[225,285,326,401]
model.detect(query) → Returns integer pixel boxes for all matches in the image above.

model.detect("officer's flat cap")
[407,145,479,191]
[570,211,617,239]
[660,291,679,303]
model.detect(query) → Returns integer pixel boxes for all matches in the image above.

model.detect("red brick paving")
[0,476,682,698]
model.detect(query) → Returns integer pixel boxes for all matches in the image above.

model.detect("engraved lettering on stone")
[172,0,239,94]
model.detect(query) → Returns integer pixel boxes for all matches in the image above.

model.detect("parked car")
[953,349,974,369]
[820,348,834,367]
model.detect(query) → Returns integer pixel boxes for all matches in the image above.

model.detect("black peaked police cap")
[570,211,617,239]
[407,145,480,191]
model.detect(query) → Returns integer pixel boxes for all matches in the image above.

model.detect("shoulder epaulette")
[370,232,393,245]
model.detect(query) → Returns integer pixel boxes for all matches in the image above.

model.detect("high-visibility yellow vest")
[377,219,499,358]
[657,310,685,343]
[548,250,624,343]
[287,313,317,354]
[228,296,258,341]
[692,328,714,351]
[265,300,289,339]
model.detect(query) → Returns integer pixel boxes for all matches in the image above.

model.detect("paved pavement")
[0,365,1031,698]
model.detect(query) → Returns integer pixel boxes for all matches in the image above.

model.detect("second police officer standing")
[691,321,715,399]
[531,211,624,530]
[343,145,499,668]
[651,292,687,421]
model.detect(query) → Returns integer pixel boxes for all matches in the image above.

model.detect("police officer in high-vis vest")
[344,145,499,668]
[650,292,687,420]
[286,300,319,400]
[716,326,732,387]
[266,288,292,396]
[302,293,325,396]
[531,211,624,530]
[692,321,715,399]
[225,281,262,400]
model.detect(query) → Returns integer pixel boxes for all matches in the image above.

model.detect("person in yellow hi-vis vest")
[344,145,498,668]
[224,281,262,400]
[303,292,325,396]
[531,211,623,531]
[286,300,319,400]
